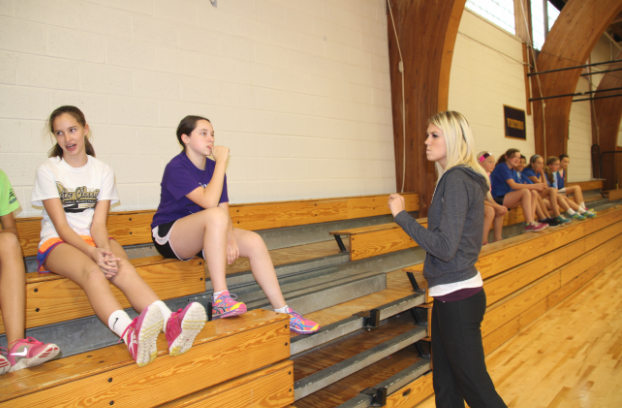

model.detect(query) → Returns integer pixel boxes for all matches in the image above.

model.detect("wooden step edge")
[24,256,203,285]
[0,310,289,402]
[382,370,434,408]
[158,360,294,408]
[484,233,622,314]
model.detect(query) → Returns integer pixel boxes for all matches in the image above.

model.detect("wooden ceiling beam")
[531,0,622,158]
[387,0,466,216]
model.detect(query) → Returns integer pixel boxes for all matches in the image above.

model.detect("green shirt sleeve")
[0,170,20,217]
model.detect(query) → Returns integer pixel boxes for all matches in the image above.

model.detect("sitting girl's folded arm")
[185,160,227,209]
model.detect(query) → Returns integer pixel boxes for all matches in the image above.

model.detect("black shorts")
[493,195,505,205]
[151,220,204,261]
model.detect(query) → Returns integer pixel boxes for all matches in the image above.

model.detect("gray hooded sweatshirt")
[394,165,489,288]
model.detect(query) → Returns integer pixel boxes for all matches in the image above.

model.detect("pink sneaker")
[285,308,320,334]
[6,337,60,372]
[166,302,207,356]
[0,351,10,375]
[121,305,163,367]
[212,291,247,319]
[525,222,548,232]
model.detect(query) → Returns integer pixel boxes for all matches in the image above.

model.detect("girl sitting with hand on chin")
[151,115,319,334]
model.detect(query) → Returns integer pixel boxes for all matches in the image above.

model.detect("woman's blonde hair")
[428,111,489,188]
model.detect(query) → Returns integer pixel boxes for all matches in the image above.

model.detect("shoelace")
[214,292,239,303]
[23,337,43,345]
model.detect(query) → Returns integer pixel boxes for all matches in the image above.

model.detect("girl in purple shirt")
[152,116,319,334]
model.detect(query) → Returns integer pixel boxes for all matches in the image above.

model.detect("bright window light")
[466,0,516,35]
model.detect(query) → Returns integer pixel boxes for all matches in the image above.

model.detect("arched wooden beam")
[387,0,466,216]
[593,51,622,189]
[531,0,622,158]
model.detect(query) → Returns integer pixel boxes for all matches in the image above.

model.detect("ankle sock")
[274,305,290,314]
[213,291,225,299]
[151,300,172,332]
[567,209,576,215]
[108,310,133,343]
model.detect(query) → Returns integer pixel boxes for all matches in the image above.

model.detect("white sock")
[213,291,226,299]
[578,207,586,214]
[567,209,576,215]
[580,202,586,210]
[274,305,290,314]
[108,310,133,343]
[151,300,172,332]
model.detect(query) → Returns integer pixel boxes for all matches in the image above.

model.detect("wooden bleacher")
[330,206,525,261]
[2,181,619,407]
[1,192,419,335]
[0,192,420,408]
[392,204,622,407]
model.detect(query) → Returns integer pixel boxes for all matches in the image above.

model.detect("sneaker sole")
[290,325,320,334]
[9,344,60,372]
[169,303,207,357]
[212,304,247,320]
[0,357,11,375]
[136,307,164,367]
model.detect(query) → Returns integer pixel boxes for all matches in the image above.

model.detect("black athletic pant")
[431,289,507,408]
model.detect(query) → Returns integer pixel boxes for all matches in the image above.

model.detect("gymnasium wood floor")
[417,254,622,408]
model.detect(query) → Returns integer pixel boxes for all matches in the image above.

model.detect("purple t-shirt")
[152,152,228,228]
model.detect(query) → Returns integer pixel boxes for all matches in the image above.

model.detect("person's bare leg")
[168,208,229,292]
[503,190,534,223]
[234,228,286,309]
[545,188,560,216]
[44,244,124,323]
[107,240,159,313]
[0,232,26,345]
[483,205,494,244]
[493,214,504,242]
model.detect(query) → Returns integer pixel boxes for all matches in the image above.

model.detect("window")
[531,1,561,50]
[466,0,516,34]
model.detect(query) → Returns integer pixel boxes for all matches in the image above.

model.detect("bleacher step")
[294,325,427,401]
[240,267,388,315]
[0,310,290,408]
[291,292,425,355]
[336,358,431,408]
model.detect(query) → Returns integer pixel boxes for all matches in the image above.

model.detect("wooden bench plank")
[0,257,205,335]
[383,371,434,408]
[0,310,290,407]
[604,189,622,201]
[567,180,604,191]
[16,193,420,257]
[161,360,294,408]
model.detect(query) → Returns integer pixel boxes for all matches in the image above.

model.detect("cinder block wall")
[0,0,396,216]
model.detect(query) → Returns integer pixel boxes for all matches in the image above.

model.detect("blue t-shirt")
[522,167,537,181]
[546,172,558,189]
[514,171,533,184]
[557,171,565,189]
[490,163,515,198]
[152,152,229,227]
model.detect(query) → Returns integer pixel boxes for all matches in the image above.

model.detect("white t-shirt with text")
[31,156,119,247]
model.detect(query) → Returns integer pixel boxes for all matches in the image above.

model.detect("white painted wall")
[0,0,395,217]
[448,10,536,164]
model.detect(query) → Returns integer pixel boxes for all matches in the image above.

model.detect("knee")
[82,265,108,286]
[203,207,229,230]
[0,232,21,257]
[484,206,494,219]
[244,231,268,256]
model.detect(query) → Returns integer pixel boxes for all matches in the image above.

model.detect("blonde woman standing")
[388,112,506,408]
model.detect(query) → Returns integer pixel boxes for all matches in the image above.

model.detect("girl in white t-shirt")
[32,106,207,367]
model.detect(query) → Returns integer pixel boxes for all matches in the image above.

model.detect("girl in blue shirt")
[544,157,594,219]
[490,149,547,232]
[522,155,568,225]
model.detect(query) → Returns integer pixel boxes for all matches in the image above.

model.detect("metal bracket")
[409,308,423,325]
[361,386,387,407]
[334,235,347,252]
[354,309,380,331]
[206,301,213,322]
[414,341,431,359]
[406,272,423,293]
